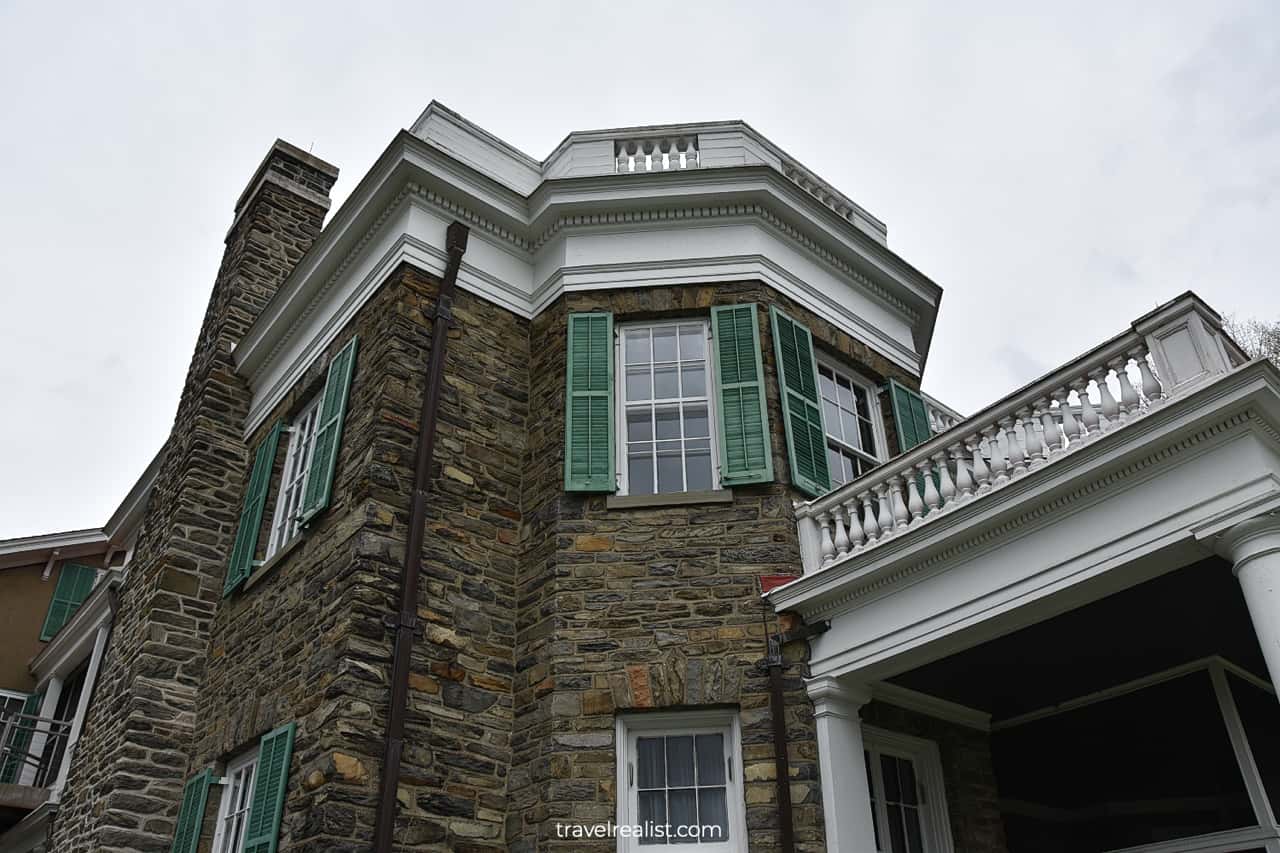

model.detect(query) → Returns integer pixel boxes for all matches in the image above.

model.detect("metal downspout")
[372,221,469,853]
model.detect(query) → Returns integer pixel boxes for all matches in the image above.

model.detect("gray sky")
[2,1,1277,538]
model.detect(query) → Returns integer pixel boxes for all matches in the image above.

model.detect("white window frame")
[615,319,721,497]
[615,710,748,853]
[266,394,322,558]
[210,745,260,853]
[817,357,887,486]
[863,726,955,853]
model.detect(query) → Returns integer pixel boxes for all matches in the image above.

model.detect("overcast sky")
[1,1,1277,538]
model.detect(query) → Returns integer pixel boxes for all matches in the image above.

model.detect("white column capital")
[1214,514,1280,576]
[805,676,872,721]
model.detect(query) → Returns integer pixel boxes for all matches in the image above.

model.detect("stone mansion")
[0,102,1277,853]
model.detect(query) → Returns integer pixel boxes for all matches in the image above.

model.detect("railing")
[923,393,962,433]
[792,298,1237,575]
[614,136,699,173]
[0,709,71,789]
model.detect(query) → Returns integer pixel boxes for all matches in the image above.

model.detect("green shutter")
[769,306,831,497]
[169,768,213,853]
[299,336,359,524]
[39,562,97,641]
[712,304,774,486]
[889,379,934,453]
[242,722,296,853]
[564,312,615,492]
[225,421,285,597]
[0,692,43,783]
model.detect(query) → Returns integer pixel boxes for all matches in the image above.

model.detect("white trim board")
[232,130,942,437]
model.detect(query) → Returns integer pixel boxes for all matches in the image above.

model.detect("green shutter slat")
[224,421,285,597]
[769,306,831,498]
[0,692,43,783]
[889,379,934,453]
[242,722,296,853]
[564,313,615,492]
[712,304,774,486]
[300,336,359,525]
[169,768,213,853]
[39,562,98,641]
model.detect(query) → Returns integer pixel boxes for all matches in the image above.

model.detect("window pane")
[681,364,706,397]
[637,737,666,788]
[866,751,882,850]
[654,366,679,399]
[819,367,836,401]
[628,410,654,442]
[853,385,870,414]
[627,367,652,401]
[679,325,705,360]
[887,804,907,853]
[824,400,842,439]
[828,446,845,487]
[698,788,729,841]
[666,736,695,787]
[668,788,697,832]
[687,450,713,492]
[904,806,924,853]
[657,452,683,493]
[626,330,652,366]
[898,758,918,805]
[655,408,681,440]
[842,410,861,448]
[881,755,902,802]
[844,454,858,483]
[859,418,877,456]
[628,450,654,495]
[836,379,855,410]
[653,327,678,362]
[683,405,709,438]
[638,791,667,846]
[695,734,725,785]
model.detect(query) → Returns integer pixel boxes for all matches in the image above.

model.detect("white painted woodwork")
[1216,516,1280,693]
[806,678,879,853]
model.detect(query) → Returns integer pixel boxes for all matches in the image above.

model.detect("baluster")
[890,476,910,531]
[920,460,941,512]
[843,499,865,551]
[1003,417,1027,478]
[860,492,879,543]
[1021,408,1044,470]
[615,144,628,174]
[906,469,925,523]
[817,512,836,565]
[935,451,956,506]
[1092,368,1119,432]
[1074,378,1099,440]
[625,140,640,173]
[952,446,974,500]
[984,426,1007,486]
[1055,389,1079,448]
[876,484,894,538]
[658,139,673,171]
[831,504,851,558]
[1112,357,1139,423]
[1134,345,1164,407]
[1037,399,1061,460]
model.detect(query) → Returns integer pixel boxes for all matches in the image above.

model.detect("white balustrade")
[797,333,1182,573]
[615,136,699,173]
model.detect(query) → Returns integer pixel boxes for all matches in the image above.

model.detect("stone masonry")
[44,141,1010,853]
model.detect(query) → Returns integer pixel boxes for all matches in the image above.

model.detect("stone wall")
[49,142,338,853]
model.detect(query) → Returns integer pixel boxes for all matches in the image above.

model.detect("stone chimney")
[50,141,338,851]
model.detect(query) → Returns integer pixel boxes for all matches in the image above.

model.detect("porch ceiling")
[889,556,1269,721]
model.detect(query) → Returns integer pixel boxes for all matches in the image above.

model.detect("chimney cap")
[233,139,339,215]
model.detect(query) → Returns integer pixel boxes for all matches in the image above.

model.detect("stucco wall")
[0,562,58,694]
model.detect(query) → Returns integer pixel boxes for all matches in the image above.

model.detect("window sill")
[605,489,734,510]
[243,533,305,592]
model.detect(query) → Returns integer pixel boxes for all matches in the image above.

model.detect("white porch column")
[807,676,877,852]
[17,676,62,787]
[1218,516,1280,693]
[51,622,110,798]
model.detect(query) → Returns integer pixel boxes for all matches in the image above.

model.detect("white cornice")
[233,131,943,436]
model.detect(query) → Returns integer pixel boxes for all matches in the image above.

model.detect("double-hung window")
[818,360,885,487]
[863,727,954,853]
[266,395,321,558]
[211,749,258,853]
[618,321,718,496]
[616,710,747,851]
